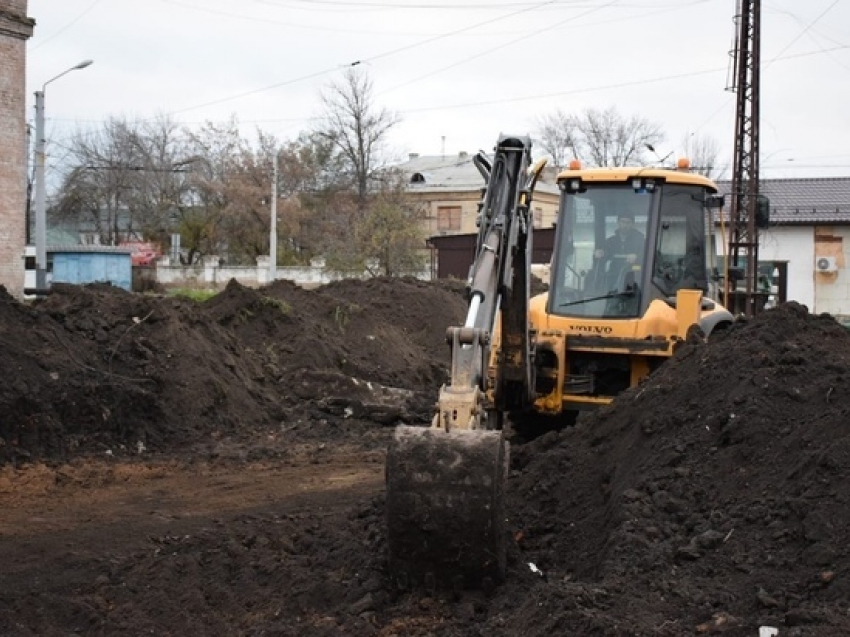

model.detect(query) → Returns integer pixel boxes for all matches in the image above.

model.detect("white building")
[716,177,850,317]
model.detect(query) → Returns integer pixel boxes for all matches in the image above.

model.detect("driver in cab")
[594,212,645,266]
[588,212,645,292]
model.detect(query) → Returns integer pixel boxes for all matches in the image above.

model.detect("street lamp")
[270,152,278,282]
[645,143,673,166]
[33,59,93,291]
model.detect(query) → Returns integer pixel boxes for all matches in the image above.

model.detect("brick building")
[0,1,34,297]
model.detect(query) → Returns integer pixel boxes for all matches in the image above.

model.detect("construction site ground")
[1,278,849,636]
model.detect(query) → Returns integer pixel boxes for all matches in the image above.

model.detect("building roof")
[716,177,850,225]
[397,159,850,225]
[397,152,560,197]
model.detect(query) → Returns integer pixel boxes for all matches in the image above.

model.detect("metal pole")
[270,153,278,282]
[34,90,47,290]
[31,60,93,293]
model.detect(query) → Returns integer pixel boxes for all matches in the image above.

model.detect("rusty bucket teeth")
[385,425,508,590]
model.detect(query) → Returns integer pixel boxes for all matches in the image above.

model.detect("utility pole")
[270,153,278,282]
[33,91,46,288]
[32,59,93,293]
[727,0,762,316]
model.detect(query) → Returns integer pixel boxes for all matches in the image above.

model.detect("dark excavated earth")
[0,277,848,636]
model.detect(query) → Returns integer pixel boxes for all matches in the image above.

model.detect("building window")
[437,206,462,232]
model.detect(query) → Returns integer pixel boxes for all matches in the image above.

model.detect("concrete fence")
[146,255,432,291]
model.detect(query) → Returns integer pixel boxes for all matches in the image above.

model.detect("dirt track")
[0,452,384,538]
[2,279,850,636]
[0,450,389,636]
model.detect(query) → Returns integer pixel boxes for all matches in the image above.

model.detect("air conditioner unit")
[815,256,838,273]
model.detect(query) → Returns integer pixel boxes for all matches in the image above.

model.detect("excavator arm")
[436,136,543,428]
[386,135,546,590]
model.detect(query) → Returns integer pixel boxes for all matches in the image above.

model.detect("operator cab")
[549,167,721,319]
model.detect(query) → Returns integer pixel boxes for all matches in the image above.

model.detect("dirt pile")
[0,278,467,464]
[498,302,850,635]
[2,279,850,636]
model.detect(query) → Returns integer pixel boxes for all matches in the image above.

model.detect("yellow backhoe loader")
[386,134,734,590]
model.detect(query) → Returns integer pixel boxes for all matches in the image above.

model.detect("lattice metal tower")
[727,0,762,316]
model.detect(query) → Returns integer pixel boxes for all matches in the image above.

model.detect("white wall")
[757,225,815,309]
[153,255,430,291]
[712,224,850,316]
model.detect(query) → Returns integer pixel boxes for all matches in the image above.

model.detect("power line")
[259,0,613,8]
[163,66,346,117]
[31,0,104,52]
[29,0,709,126]
[378,0,720,97]
[404,66,726,113]
[157,0,408,34]
[159,0,711,118]
[156,0,562,118]
[397,42,847,116]
[378,0,621,96]
[361,0,562,65]
[689,1,848,140]
[161,0,702,35]
[256,0,695,8]
[764,0,840,69]
[39,42,850,131]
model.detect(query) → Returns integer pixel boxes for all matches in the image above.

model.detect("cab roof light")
[632,177,656,193]
[559,176,583,193]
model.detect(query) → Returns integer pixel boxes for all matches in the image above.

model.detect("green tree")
[275,132,350,264]
[324,170,427,277]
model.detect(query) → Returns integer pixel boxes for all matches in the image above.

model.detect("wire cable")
[378,0,620,96]
[157,0,561,117]
[30,0,104,52]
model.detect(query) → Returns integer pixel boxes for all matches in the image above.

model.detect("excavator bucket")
[385,425,508,590]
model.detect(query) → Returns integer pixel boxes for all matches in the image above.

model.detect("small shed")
[50,246,133,290]
[428,228,556,280]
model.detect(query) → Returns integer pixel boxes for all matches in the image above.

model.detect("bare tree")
[183,118,265,265]
[573,106,664,167]
[53,115,192,246]
[51,112,364,266]
[312,68,425,276]
[49,74,410,270]
[316,68,400,209]
[121,117,197,246]
[534,108,579,170]
[681,132,725,179]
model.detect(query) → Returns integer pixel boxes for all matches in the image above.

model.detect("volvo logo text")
[569,325,613,334]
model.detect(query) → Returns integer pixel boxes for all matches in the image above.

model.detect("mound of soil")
[0,278,467,464]
[2,278,850,636]
[497,301,850,635]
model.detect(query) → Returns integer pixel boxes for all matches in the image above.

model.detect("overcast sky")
[24,0,850,179]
